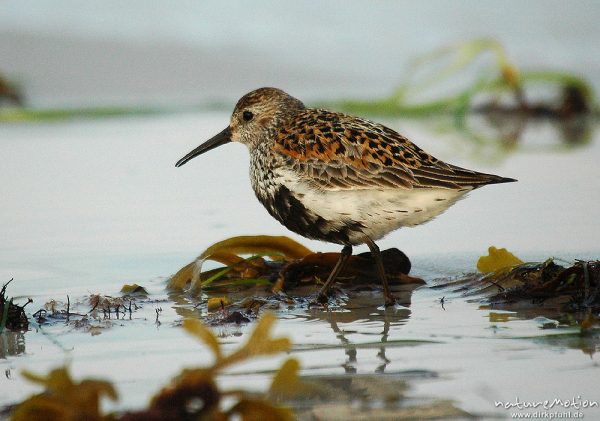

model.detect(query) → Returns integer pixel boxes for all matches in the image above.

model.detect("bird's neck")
[249,140,279,202]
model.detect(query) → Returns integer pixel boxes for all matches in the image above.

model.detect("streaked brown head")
[176,87,304,167]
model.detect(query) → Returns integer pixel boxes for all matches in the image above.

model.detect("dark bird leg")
[316,245,353,303]
[365,237,396,306]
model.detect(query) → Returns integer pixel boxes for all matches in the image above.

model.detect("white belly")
[280,174,470,243]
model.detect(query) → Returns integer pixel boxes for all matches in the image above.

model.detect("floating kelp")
[168,235,312,293]
[168,235,423,297]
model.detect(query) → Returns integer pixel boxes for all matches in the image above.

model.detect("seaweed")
[167,235,424,297]
[0,73,23,106]
[10,368,118,421]
[332,39,597,120]
[10,313,298,421]
[484,259,600,313]
[0,280,30,333]
[434,247,600,326]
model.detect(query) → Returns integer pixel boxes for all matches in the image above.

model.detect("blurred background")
[2,0,600,108]
[1,1,600,284]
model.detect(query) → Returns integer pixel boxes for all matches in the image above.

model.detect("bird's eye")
[243,110,254,122]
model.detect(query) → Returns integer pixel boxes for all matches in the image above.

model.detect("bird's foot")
[384,294,397,307]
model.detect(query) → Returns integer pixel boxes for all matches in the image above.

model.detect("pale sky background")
[1,0,600,107]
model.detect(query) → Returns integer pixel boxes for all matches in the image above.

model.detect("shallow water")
[1,112,600,418]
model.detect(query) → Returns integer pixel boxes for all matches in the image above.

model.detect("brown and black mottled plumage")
[273,107,513,191]
[176,87,516,305]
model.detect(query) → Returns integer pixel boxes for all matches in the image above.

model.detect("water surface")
[1,112,599,418]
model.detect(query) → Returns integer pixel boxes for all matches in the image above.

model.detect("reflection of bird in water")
[177,88,515,305]
[312,289,414,374]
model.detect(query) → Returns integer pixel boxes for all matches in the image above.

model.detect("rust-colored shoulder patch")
[274,109,436,170]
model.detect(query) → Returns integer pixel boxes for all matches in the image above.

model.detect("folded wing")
[273,109,515,191]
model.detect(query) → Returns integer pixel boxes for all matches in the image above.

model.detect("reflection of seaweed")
[484,260,600,313]
[0,331,26,359]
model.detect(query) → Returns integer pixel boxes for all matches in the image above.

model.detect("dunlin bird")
[176,88,516,305]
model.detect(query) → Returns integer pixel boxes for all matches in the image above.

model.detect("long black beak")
[175,127,232,167]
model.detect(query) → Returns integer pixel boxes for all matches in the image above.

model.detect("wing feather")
[273,109,514,190]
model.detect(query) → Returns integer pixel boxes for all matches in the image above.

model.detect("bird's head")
[175,87,304,167]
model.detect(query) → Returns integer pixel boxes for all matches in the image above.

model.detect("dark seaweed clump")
[0,280,30,332]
